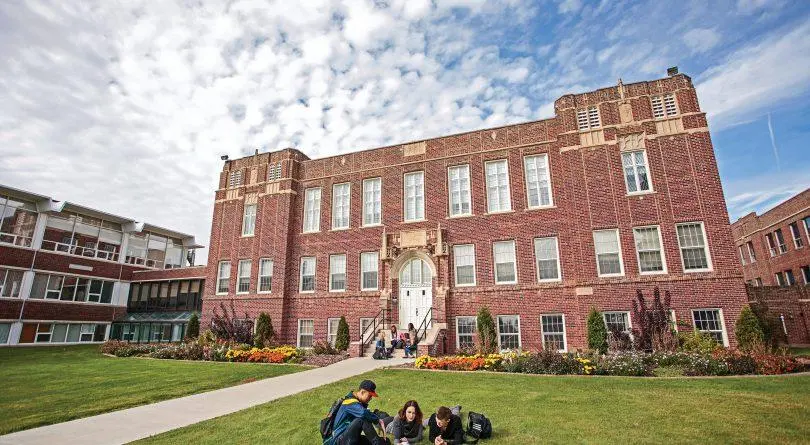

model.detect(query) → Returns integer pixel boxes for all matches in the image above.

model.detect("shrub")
[587,308,608,354]
[253,312,275,348]
[607,329,634,352]
[226,346,299,363]
[735,306,764,351]
[679,330,722,355]
[100,340,127,355]
[211,301,254,344]
[749,302,787,347]
[186,313,200,339]
[631,287,678,352]
[312,340,339,355]
[596,352,652,376]
[476,307,498,354]
[682,355,729,376]
[714,349,757,375]
[516,350,586,375]
[335,316,350,351]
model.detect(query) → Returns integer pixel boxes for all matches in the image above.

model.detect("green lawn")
[790,347,810,357]
[0,345,307,435]
[137,369,810,445]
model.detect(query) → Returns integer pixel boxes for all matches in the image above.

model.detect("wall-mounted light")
[220,155,229,161]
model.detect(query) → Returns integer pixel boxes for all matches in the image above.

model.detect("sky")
[1,0,809,264]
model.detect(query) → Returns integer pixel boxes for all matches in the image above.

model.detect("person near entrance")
[427,406,464,445]
[406,323,418,356]
[390,325,403,349]
[326,380,387,445]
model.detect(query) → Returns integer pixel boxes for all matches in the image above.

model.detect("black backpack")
[372,349,386,360]
[319,397,348,440]
[465,411,492,443]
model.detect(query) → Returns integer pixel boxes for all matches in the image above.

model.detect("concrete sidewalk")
[0,356,412,445]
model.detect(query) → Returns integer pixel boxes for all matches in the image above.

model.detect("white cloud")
[725,170,810,221]
[557,0,582,14]
[683,28,721,54]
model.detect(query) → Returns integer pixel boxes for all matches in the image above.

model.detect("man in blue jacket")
[326,380,387,445]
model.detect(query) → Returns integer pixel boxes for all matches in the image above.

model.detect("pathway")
[0,356,412,445]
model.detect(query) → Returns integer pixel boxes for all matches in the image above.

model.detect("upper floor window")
[242,204,256,236]
[216,261,230,294]
[329,254,346,292]
[633,226,666,274]
[228,171,242,188]
[453,244,476,286]
[303,188,321,233]
[362,178,382,226]
[267,163,282,181]
[622,150,652,193]
[524,155,553,208]
[576,106,601,130]
[534,237,561,282]
[766,233,777,257]
[651,93,678,118]
[789,222,803,249]
[332,183,351,230]
[774,229,787,254]
[404,172,425,221]
[0,195,37,248]
[676,222,712,272]
[300,257,316,292]
[31,272,114,304]
[747,241,757,263]
[44,212,123,262]
[0,267,25,298]
[361,251,378,291]
[738,245,746,265]
[485,160,511,213]
[448,165,472,217]
[493,240,517,284]
[258,258,273,293]
[594,229,624,277]
[805,216,810,239]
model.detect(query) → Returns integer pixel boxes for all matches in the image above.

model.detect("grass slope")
[0,345,306,435]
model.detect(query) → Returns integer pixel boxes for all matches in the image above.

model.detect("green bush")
[596,352,652,376]
[735,306,765,351]
[312,340,339,355]
[253,313,275,348]
[679,330,722,354]
[186,313,200,339]
[335,316,350,351]
[587,308,607,354]
[476,307,498,354]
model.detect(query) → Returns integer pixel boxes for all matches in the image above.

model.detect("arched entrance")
[398,257,433,329]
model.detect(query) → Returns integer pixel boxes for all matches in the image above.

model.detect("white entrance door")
[399,258,433,329]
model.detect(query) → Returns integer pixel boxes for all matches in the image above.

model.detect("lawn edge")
[383,367,810,379]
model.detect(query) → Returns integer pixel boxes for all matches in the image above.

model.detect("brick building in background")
[0,184,204,346]
[205,72,748,354]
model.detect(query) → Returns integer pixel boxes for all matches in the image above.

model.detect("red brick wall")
[21,300,123,322]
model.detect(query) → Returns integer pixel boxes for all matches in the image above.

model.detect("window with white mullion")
[692,309,727,346]
[242,204,256,236]
[453,244,476,286]
[801,266,810,285]
[622,150,651,193]
[633,226,666,274]
[676,222,712,272]
[300,257,316,292]
[594,229,624,276]
[456,316,477,350]
[789,222,803,248]
[766,233,777,257]
[298,319,314,348]
[534,237,561,281]
[258,258,273,293]
[404,172,425,221]
[738,245,746,265]
[775,272,785,287]
[329,254,346,292]
[747,241,757,263]
[603,311,631,334]
[332,183,351,229]
[524,154,553,208]
[448,165,472,217]
[236,260,251,294]
[497,315,521,350]
[775,229,787,254]
[493,240,517,284]
[303,188,321,233]
[216,261,230,294]
[0,268,24,298]
[785,269,796,286]
[327,318,340,346]
[541,314,567,352]
[360,252,378,290]
[362,178,382,226]
[485,160,511,213]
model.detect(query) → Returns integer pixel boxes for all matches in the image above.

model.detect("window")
[785,269,796,286]
[332,183,351,229]
[747,241,756,262]
[493,240,517,284]
[651,93,678,118]
[361,252,378,291]
[541,314,566,352]
[303,188,321,233]
[327,318,340,346]
[676,222,712,272]
[456,316,477,350]
[362,178,382,226]
[775,229,787,254]
[298,319,314,348]
[0,323,10,344]
[258,259,273,293]
[300,257,316,292]
[448,165,472,217]
[329,254,346,292]
[485,160,511,213]
[453,244,477,286]
[35,323,53,343]
[775,272,785,287]
[0,195,38,247]
[692,309,727,345]
[790,222,803,248]
[267,163,282,181]
[30,273,113,304]
[801,266,810,285]
[603,311,631,334]
[242,204,256,236]
[738,245,746,265]
[237,260,251,293]
[228,170,242,188]
[622,150,652,193]
[497,315,521,350]
[766,233,777,257]
[594,229,624,276]
[534,237,561,281]
[805,216,810,240]
[0,268,24,298]
[576,106,601,130]
[216,261,230,294]
[404,172,425,221]
[360,317,374,339]
[755,277,763,287]
[524,154,553,208]
[633,226,666,274]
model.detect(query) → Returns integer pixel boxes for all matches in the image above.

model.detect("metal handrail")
[416,306,433,344]
[359,308,386,356]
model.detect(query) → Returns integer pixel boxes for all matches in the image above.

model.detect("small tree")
[211,301,254,344]
[186,312,200,339]
[631,287,678,352]
[335,316,350,351]
[735,305,765,351]
[750,301,787,347]
[587,308,608,354]
[476,307,498,354]
[254,312,276,348]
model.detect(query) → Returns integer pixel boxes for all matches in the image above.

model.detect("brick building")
[0,184,204,346]
[205,73,748,354]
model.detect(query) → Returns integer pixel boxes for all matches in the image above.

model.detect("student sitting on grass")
[427,406,464,445]
[384,400,424,443]
[326,380,387,445]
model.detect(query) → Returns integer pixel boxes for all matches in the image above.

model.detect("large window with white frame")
[603,311,631,334]
[242,204,256,236]
[303,188,321,233]
[766,233,777,257]
[676,222,712,272]
[594,229,624,277]
[448,165,472,217]
[622,150,652,194]
[485,160,512,213]
[789,222,803,249]
[456,316,477,350]
[0,267,24,298]
[361,251,378,291]
[30,272,114,303]
[298,319,314,348]
[404,171,425,221]
[327,318,340,346]
[43,211,124,262]
[497,315,521,350]
[300,257,316,292]
[329,254,346,292]
[633,226,666,274]
[692,309,727,346]
[362,178,382,226]
[747,241,757,262]
[258,258,273,293]
[524,154,553,208]
[216,261,230,294]
[533,237,560,281]
[332,183,351,229]
[541,314,567,352]
[237,260,251,294]
[453,244,476,286]
[801,266,810,285]
[576,106,601,130]
[774,229,787,254]
[493,240,517,284]
[0,195,38,247]
[24,322,107,344]
[651,93,678,118]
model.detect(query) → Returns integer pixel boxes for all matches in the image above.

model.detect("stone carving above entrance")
[381,225,447,260]
[619,102,633,123]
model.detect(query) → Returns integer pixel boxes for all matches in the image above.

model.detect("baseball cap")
[359,379,378,397]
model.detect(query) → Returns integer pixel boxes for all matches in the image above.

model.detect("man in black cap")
[325,379,387,445]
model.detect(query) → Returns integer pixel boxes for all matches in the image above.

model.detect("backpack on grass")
[320,397,347,440]
[465,411,492,443]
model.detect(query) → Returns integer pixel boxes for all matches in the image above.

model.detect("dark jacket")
[387,416,424,443]
[428,413,464,444]
[326,392,379,444]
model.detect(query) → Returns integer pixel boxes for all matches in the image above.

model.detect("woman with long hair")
[385,400,424,443]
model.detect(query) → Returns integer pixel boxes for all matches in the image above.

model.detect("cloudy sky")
[1,0,809,264]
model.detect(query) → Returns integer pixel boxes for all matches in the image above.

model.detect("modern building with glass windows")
[0,184,204,346]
